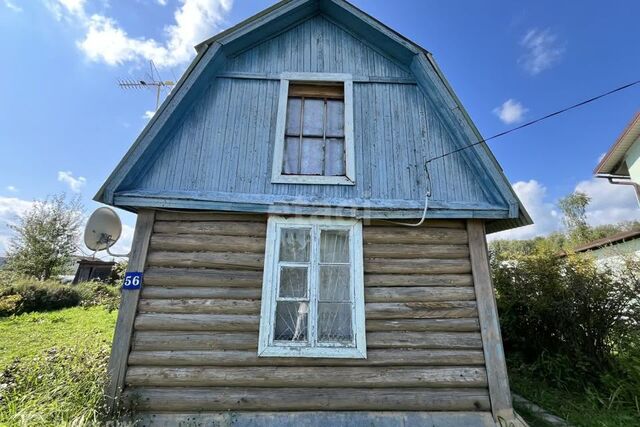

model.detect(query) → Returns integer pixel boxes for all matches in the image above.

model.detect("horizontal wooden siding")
[126,211,489,412]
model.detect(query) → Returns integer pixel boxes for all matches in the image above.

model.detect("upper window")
[272,73,355,185]
[258,216,366,358]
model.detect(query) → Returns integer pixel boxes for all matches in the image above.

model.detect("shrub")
[0,346,112,426]
[76,281,120,312]
[0,281,81,316]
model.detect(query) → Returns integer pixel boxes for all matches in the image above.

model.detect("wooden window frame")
[271,73,355,185]
[258,216,366,359]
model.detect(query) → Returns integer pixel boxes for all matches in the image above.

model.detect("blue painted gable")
[96,0,531,232]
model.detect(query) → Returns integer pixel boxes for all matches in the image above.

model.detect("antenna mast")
[118,60,175,111]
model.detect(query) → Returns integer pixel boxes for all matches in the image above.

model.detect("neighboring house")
[595,112,640,202]
[72,257,116,284]
[95,1,531,426]
[560,230,640,270]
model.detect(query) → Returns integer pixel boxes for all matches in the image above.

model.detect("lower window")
[258,216,366,358]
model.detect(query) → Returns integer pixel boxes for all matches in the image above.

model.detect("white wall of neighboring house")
[624,137,640,187]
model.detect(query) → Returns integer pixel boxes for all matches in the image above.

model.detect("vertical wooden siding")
[124,212,491,413]
[132,15,498,207]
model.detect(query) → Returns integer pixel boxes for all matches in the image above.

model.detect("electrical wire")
[425,78,640,165]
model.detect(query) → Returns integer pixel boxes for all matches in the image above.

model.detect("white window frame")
[258,216,366,358]
[271,72,355,186]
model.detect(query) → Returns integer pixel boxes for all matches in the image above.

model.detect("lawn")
[0,306,117,369]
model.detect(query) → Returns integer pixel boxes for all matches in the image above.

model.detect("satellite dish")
[84,207,122,252]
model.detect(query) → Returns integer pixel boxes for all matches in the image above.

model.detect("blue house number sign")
[122,272,143,290]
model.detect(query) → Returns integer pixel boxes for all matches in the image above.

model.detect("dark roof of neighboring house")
[594,111,640,176]
[75,256,116,266]
[559,230,640,256]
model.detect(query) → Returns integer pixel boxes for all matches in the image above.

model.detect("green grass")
[510,371,640,427]
[0,306,118,426]
[0,306,117,369]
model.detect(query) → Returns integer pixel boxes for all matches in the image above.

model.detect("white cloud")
[491,178,640,241]
[6,185,18,193]
[491,180,560,241]
[143,110,155,120]
[157,0,168,6]
[108,223,135,257]
[47,0,233,68]
[57,171,87,193]
[0,196,35,255]
[3,0,22,12]
[519,28,564,75]
[493,99,528,125]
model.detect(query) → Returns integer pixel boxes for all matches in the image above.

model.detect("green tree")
[558,191,592,245]
[6,194,83,280]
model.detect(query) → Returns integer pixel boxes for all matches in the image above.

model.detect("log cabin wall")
[124,211,490,414]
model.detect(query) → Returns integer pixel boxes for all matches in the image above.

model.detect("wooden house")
[95,1,532,425]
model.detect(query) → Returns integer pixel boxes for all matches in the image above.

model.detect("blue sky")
[1,0,639,254]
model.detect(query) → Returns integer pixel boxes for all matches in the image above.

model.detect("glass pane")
[325,138,345,176]
[302,99,325,136]
[318,302,353,343]
[320,230,350,263]
[274,301,308,342]
[319,265,351,301]
[300,138,324,175]
[286,98,302,135]
[326,100,344,137]
[279,228,310,262]
[283,137,300,174]
[279,266,307,298]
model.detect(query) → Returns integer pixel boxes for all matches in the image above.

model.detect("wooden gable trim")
[105,210,155,413]
[467,220,514,422]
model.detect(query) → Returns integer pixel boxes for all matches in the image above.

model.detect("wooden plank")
[365,286,476,302]
[138,298,261,314]
[468,220,514,420]
[367,332,483,349]
[153,221,266,237]
[135,313,259,339]
[155,211,266,221]
[367,318,480,332]
[364,227,468,244]
[128,349,486,366]
[367,219,465,229]
[134,313,477,332]
[138,298,260,314]
[365,273,473,287]
[125,387,491,412]
[132,330,482,350]
[141,286,262,299]
[144,267,262,287]
[364,258,471,274]
[146,251,264,270]
[364,243,469,259]
[133,411,497,427]
[126,366,488,388]
[150,233,265,253]
[366,301,477,319]
[104,210,155,413]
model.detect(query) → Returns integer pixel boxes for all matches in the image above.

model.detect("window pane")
[279,228,310,262]
[279,266,307,298]
[318,302,353,343]
[320,230,350,263]
[283,137,300,175]
[274,301,308,342]
[302,99,325,136]
[319,265,350,301]
[325,138,345,176]
[300,138,324,175]
[326,100,344,137]
[286,98,302,135]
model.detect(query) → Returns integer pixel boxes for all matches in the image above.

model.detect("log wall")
[124,211,490,413]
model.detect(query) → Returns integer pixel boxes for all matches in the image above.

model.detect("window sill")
[271,175,355,185]
[258,345,367,359]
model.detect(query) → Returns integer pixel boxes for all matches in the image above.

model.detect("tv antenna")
[118,60,175,111]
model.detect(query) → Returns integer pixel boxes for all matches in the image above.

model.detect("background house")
[595,112,640,203]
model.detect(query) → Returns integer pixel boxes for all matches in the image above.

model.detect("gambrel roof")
[95,0,531,233]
